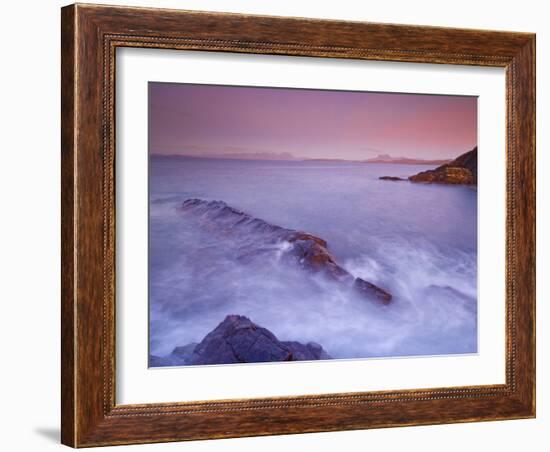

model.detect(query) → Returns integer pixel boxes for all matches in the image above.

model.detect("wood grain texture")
[60,3,536,447]
[60,5,76,446]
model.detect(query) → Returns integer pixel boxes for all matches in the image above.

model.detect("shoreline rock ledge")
[149,315,332,367]
[409,147,477,185]
[180,198,392,304]
[380,147,477,185]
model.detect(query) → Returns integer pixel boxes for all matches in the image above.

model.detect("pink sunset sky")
[149,82,477,160]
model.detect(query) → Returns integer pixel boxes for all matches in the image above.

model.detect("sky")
[149,82,477,161]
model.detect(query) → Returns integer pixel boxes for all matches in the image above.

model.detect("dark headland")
[379,147,477,185]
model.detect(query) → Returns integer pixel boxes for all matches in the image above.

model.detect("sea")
[148,156,478,361]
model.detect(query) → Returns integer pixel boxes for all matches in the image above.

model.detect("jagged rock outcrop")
[179,199,392,304]
[408,147,477,185]
[379,147,477,185]
[149,315,331,366]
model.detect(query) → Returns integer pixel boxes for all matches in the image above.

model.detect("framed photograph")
[61,3,536,447]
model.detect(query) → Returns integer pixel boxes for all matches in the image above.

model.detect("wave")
[149,197,477,360]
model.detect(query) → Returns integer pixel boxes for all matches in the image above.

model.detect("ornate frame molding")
[62,4,535,447]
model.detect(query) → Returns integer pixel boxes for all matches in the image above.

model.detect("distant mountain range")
[363,154,451,165]
[151,152,452,165]
[151,152,295,161]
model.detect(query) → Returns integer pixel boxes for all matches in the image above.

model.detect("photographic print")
[148,82,478,367]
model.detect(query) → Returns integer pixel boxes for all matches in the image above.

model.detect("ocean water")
[149,156,477,361]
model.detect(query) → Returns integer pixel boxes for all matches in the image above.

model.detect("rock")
[379,176,406,181]
[148,342,198,367]
[171,342,199,362]
[425,284,477,314]
[408,147,477,185]
[148,354,171,367]
[180,199,391,304]
[150,315,333,366]
[448,146,478,180]
[410,166,474,184]
[353,278,392,303]
[280,341,331,360]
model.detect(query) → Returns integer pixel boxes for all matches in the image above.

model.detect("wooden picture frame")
[61,3,535,447]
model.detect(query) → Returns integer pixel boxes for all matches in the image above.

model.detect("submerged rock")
[408,147,477,185]
[149,355,171,367]
[424,284,477,314]
[150,315,332,367]
[179,199,392,304]
[149,342,198,367]
[171,342,199,362]
[379,176,406,181]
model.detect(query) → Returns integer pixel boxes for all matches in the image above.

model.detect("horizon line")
[149,152,457,164]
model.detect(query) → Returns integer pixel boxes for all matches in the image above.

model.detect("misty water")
[149,156,477,362]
